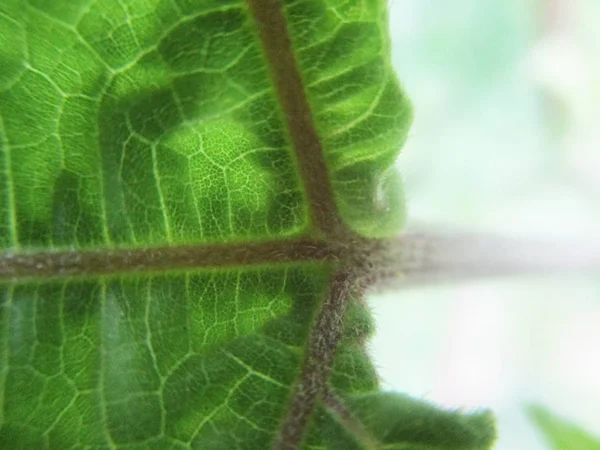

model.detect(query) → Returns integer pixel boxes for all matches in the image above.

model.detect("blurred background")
[371,0,600,448]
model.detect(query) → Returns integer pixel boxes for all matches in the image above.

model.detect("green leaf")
[0,0,495,449]
[310,393,496,450]
[527,405,600,450]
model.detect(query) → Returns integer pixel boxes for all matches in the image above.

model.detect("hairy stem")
[2,229,597,284]
[368,227,600,290]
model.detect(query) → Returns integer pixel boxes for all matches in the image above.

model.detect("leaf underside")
[0,0,496,449]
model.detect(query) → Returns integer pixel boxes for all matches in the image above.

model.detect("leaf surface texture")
[0,0,495,448]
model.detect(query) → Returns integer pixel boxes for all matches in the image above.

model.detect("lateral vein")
[0,238,336,281]
[245,0,347,237]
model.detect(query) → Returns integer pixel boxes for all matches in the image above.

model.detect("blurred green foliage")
[527,405,600,450]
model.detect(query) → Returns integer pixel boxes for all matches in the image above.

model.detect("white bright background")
[371,0,600,448]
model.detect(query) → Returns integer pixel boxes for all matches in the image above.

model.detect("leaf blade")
[0,0,497,449]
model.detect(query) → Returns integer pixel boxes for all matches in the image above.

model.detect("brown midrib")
[0,238,352,281]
